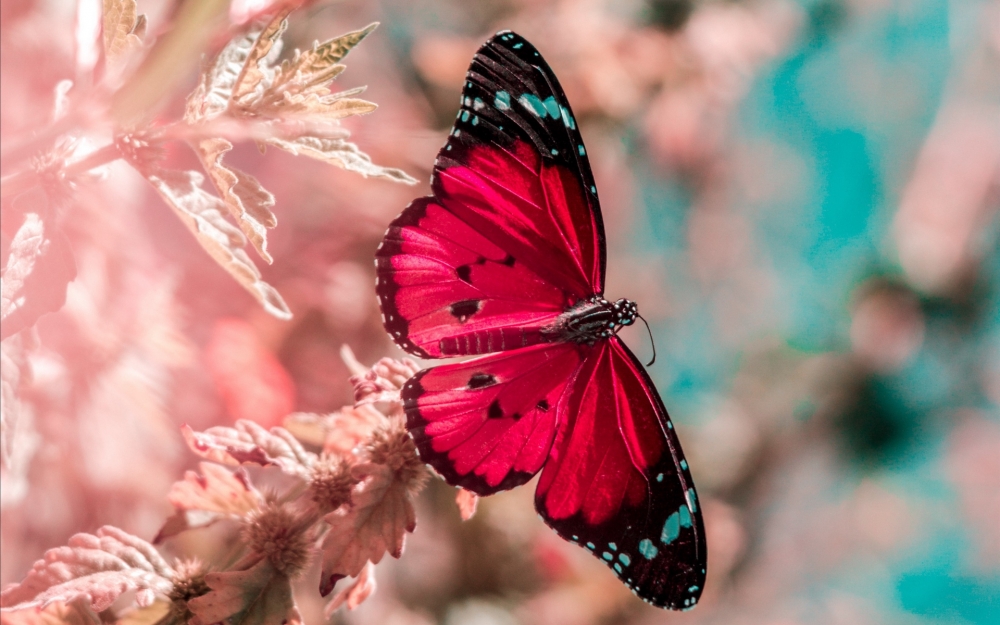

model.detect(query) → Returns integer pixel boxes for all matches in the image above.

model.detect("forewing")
[535,338,706,610]
[376,31,605,358]
[402,343,585,495]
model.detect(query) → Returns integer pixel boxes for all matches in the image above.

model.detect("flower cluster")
[0,351,430,623]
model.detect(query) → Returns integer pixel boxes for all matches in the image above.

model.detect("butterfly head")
[613,298,638,327]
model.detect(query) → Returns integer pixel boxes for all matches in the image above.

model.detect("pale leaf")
[196,138,276,263]
[456,489,479,521]
[167,463,261,515]
[187,558,298,625]
[266,135,416,183]
[281,407,384,456]
[154,509,226,544]
[102,0,137,64]
[276,23,377,87]
[144,170,291,320]
[185,28,258,122]
[318,463,416,595]
[181,420,316,479]
[0,527,174,613]
[265,23,376,102]
[349,357,421,407]
[268,93,376,123]
[231,11,289,106]
[1,210,77,340]
[323,561,375,615]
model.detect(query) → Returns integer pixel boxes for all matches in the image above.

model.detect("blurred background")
[1,0,998,623]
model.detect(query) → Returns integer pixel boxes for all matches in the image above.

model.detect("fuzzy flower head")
[365,420,428,494]
[310,454,358,512]
[169,558,210,621]
[243,501,314,575]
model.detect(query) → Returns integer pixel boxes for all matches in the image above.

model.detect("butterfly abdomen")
[438,326,547,355]
[543,296,638,345]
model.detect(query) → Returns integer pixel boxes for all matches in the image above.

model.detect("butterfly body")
[376,31,706,610]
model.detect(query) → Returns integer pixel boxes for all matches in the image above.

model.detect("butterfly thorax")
[543,296,637,345]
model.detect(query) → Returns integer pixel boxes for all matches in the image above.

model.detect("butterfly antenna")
[637,314,656,366]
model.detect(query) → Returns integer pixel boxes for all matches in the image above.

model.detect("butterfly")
[375,31,706,610]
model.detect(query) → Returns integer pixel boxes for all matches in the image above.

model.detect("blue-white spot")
[590,185,597,194]
[571,535,578,540]
[638,539,658,560]
[519,94,547,117]
[551,149,558,155]
[559,105,576,129]
[495,91,511,111]
[473,97,484,110]
[687,488,698,513]
[461,111,469,122]
[513,42,523,49]
[680,460,688,470]
[679,505,692,529]
[656,473,664,482]
[608,542,617,551]
[689,586,699,592]
[453,129,461,137]
[618,554,631,566]
[578,145,586,156]
[661,512,681,544]
[667,421,673,429]
[613,563,622,573]
[602,552,613,561]
[472,116,479,126]
[586,542,595,550]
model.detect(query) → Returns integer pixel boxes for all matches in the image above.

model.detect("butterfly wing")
[402,342,586,494]
[376,31,605,358]
[535,338,707,610]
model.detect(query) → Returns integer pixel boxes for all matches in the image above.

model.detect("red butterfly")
[375,31,706,610]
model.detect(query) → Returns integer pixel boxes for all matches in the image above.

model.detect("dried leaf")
[181,420,316,479]
[187,558,298,625]
[196,138,276,263]
[266,135,416,183]
[231,11,289,106]
[261,23,376,114]
[323,561,376,615]
[0,527,174,613]
[143,170,291,320]
[184,26,259,123]
[264,92,376,122]
[456,489,479,521]
[102,0,138,65]
[1,210,77,340]
[275,23,377,89]
[318,463,416,595]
